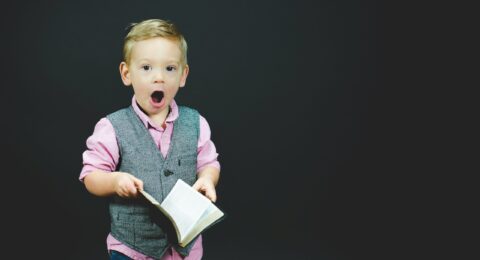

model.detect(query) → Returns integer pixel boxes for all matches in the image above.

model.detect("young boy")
[79,19,220,260]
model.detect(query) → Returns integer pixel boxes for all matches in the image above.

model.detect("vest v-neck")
[127,106,179,164]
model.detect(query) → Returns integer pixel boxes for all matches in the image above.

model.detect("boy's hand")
[113,172,144,198]
[192,177,217,202]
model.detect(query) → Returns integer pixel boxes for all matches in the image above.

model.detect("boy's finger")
[120,186,133,198]
[206,188,217,202]
[131,176,144,191]
[135,180,144,191]
[192,181,201,191]
[128,182,138,195]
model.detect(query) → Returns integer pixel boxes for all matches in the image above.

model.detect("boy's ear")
[119,62,132,86]
[179,65,189,88]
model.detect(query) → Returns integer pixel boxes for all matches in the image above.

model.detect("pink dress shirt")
[80,97,220,260]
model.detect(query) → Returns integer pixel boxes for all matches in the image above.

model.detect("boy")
[79,19,220,260]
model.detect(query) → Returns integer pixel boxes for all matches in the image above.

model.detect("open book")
[139,179,225,247]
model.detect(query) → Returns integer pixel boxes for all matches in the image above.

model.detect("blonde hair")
[123,19,188,66]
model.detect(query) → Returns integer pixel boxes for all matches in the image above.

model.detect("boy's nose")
[153,70,164,83]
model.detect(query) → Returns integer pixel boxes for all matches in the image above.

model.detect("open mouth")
[151,90,164,104]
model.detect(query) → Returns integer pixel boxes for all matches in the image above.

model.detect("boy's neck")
[149,108,170,129]
[136,101,170,129]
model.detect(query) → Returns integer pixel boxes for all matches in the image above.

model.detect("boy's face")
[119,37,189,117]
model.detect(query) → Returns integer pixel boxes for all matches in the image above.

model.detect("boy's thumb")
[132,176,144,191]
[192,181,201,191]
[206,189,217,203]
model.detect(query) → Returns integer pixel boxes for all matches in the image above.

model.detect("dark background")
[1,0,458,259]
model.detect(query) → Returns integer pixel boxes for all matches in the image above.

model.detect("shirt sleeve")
[79,118,120,182]
[197,115,221,173]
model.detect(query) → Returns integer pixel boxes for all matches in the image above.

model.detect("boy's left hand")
[192,177,217,202]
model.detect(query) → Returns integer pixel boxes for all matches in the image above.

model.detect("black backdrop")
[0,0,430,259]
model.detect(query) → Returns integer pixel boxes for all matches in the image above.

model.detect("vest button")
[164,170,174,176]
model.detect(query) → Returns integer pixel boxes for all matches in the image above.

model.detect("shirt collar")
[131,96,179,130]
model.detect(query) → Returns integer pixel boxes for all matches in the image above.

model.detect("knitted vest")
[106,106,199,259]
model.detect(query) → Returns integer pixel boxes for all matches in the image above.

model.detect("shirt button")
[164,170,174,176]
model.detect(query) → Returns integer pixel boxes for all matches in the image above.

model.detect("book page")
[139,190,160,206]
[181,203,224,246]
[160,180,212,242]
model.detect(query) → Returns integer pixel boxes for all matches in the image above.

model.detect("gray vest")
[106,105,199,259]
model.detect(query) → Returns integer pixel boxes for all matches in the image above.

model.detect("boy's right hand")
[113,172,144,198]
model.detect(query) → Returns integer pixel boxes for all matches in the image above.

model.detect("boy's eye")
[166,66,176,72]
[142,65,151,71]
